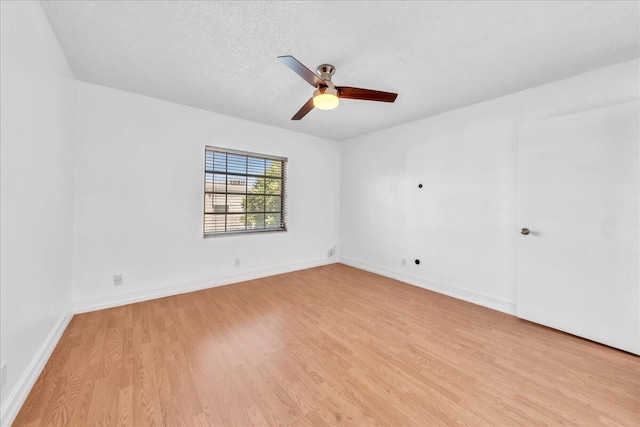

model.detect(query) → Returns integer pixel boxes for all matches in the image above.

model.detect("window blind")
[204,146,287,236]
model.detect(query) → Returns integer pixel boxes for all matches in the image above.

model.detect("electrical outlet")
[234,258,240,266]
[401,258,406,266]
[113,274,123,286]
[327,245,338,258]
[1,363,7,389]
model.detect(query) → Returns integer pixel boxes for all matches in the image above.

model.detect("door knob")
[520,228,530,235]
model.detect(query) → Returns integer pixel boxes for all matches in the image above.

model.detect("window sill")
[203,228,287,238]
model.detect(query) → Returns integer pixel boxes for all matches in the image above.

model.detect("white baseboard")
[0,310,73,427]
[73,258,339,314]
[339,257,516,316]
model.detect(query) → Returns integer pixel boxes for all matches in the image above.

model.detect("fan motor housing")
[316,64,336,81]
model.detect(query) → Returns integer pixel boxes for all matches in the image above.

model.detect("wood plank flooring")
[13,264,640,426]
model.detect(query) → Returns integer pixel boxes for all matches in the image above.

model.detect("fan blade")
[337,86,398,103]
[278,55,325,88]
[291,98,314,120]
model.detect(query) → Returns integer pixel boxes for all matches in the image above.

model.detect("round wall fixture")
[418,184,423,188]
[415,259,420,265]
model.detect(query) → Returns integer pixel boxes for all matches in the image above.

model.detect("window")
[204,146,287,236]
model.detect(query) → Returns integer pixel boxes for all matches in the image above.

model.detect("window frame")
[203,146,287,237]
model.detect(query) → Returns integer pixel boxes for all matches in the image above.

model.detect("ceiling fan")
[277,55,398,120]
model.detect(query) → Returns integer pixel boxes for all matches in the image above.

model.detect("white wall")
[0,1,77,422]
[340,58,640,314]
[72,82,341,307]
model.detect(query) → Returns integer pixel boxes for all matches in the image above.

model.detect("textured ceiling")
[41,1,639,141]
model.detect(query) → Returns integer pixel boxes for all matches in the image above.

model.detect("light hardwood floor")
[13,264,640,426]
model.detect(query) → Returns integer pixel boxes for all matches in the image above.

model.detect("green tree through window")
[242,161,283,229]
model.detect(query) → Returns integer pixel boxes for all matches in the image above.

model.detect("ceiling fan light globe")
[313,88,339,110]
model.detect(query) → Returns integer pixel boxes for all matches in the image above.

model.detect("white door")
[516,101,639,355]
